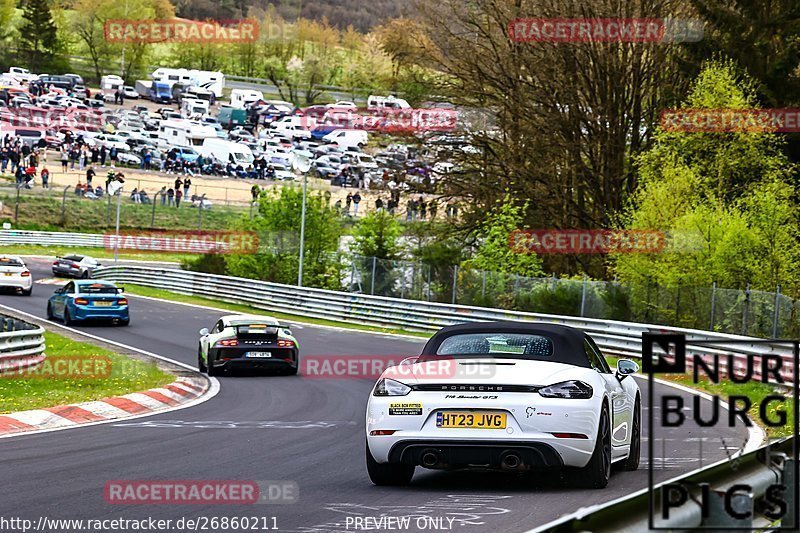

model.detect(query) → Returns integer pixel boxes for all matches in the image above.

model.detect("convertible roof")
[420,321,592,368]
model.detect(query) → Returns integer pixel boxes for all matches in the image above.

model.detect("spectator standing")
[167,188,175,206]
[175,188,183,207]
[41,167,49,189]
[375,197,383,212]
[91,146,99,165]
[352,192,361,217]
[86,167,95,188]
[60,147,68,172]
[419,199,427,220]
[251,184,260,202]
[99,145,107,167]
[159,186,167,205]
[429,200,437,219]
[183,177,191,198]
[345,192,353,216]
[143,149,152,172]
[109,147,118,169]
[174,177,182,194]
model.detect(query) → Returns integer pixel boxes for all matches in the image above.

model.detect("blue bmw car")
[47,280,129,326]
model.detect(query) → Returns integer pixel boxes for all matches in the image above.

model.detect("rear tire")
[22,287,32,296]
[366,442,414,486]
[81,270,89,279]
[119,318,130,326]
[63,308,74,326]
[46,303,54,320]
[622,398,641,471]
[580,406,611,489]
[206,351,220,376]
[198,344,207,373]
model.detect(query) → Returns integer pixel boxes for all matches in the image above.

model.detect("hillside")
[172,0,411,32]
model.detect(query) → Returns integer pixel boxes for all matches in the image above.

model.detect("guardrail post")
[784,458,796,528]
[702,489,754,528]
[451,264,458,304]
[710,281,717,330]
[580,274,588,317]
[742,283,751,336]
[772,285,782,338]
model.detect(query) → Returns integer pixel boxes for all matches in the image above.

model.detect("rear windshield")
[78,284,117,294]
[436,333,554,358]
[62,255,84,262]
[0,257,23,267]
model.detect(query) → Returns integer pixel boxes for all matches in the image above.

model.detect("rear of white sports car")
[364,322,640,488]
[366,359,603,472]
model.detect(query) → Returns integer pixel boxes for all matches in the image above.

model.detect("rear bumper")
[52,266,82,277]
[0,277,32,290]
[71,305,128,321]
[209,347,298,370]
[387,440,564,470]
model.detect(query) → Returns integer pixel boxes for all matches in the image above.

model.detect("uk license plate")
[436,411,507,429]
[3,273,12,276]
[246,352,272,358]
[93,301,113,307]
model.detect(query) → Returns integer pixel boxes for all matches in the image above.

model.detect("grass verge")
[122,283,430,339]
[0,331,173,414]
[5,244,192,264]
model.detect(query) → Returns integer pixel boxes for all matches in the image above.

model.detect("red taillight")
[370,430,397,436]
[215,339,239,347]
[118,299,128,305]
[74,298,88,305]
[277,340,295,348]
[52,261,59,266]
[21,271,30,277]
[550,432,589,439]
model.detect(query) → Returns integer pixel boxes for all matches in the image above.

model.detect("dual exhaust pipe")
[418,449,525,470]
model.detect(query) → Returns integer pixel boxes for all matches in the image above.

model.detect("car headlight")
[373,378,411,397]
[538,380,593,399]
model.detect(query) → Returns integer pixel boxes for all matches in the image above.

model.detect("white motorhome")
[367,95,411,110]
[158,119,217,148]
[101,75,124,102]
[5,67,35,83]
[150,68,225,98]
[230,89,263,109]
[181,98,210,119]
[199,138,254,165]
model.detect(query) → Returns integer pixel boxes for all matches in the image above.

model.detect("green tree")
[18,0,59,71]
[462,196,543,278]
[614,60,800,296]
[350,210,403,296]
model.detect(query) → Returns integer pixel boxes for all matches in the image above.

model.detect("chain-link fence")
[343,255,798,339]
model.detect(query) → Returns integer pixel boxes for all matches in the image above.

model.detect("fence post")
[14,185,20,223]
[400,261,406,299]
[350,257,356,292]
[250,201,255,221]
[62,186,71,226]
[198,201,203,229]
[551,272,557,291]
[710,281,717,331]
[741,283,751,336]
[772,285,782,338]
[481,271,486,300]
[426,268,431,301]
[370,256,376,295]
[106,190,112,226]
[150,191,160,228]
[451,264,458,304]
[580,274,588,317]
[514,274,519,295]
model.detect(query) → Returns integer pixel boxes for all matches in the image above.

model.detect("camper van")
[100,75,124,102]
[158,119,217,148]
[367,95,411,110]
[322,129,368,149]
[181,98,210,119]
[199,138,254,165]
[150,68,225,98]
[230,89,263,109]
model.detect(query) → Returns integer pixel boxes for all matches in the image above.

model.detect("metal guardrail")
[533,437,797,532]
[0,313,46,374]
[0,230,106,248]
[93,265,796,385]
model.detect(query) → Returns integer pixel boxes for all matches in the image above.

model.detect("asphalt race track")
[0,259,750,532]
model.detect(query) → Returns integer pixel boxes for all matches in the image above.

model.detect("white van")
[367,95,411,110]
[230,89,263,109]
[272,121,312,140]
[199,138,254,165]
[322,129,368,149]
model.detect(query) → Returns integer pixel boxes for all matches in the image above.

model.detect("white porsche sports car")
[198,314,299,376]
[365,322,640,488]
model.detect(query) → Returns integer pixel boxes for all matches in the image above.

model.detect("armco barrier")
[0,230,105,248]
[93,265,796,385]
[0,313,46,374]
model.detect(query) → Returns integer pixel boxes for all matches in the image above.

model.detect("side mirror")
[117,287,124,293]
[199,328,209,336]
[616,359,640,381]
